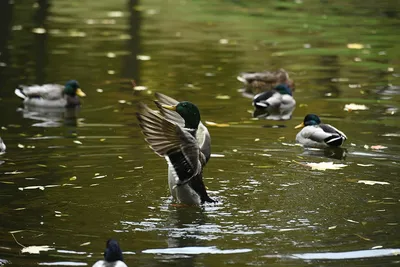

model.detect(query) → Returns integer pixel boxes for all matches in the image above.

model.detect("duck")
[295,114,347,148]
[92,239,127,267]
[136,92,215,205]
[252,84,296,120]
[237,68,295,96]
[0,137,5,153]
[15,80,86,108]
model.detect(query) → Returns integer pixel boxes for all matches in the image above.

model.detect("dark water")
[0,0,400,266]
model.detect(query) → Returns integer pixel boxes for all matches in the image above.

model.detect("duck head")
[64,80,86,97]
[274,84,292,96]
[104,239,124,262]
[162,101,201,129]
[295,114,321,129]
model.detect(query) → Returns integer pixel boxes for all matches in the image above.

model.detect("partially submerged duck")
[0,138,5,153]
[295,114,347,148]
[92,239,127,267]
[15,80,86,108]
[252,84,296,120]
[237,68,295,96]
[136,93,215,205]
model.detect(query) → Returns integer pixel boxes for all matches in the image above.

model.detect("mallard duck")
[92,239,127,267]
[237,68,295,96]
[252,84,296,120]
[295,114,347,148]
[0,138,5,153]
[136,93,215,205]
[15,80,86,108]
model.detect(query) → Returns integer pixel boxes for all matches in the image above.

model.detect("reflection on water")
[0,0,399,266]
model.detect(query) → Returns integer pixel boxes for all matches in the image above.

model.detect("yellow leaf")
[347,43,364,49]
[70,176,77,181]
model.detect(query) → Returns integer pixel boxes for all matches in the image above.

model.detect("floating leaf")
[370,145,387,150]
[79,242,91,246]
[328,225,337,230]
[18,144,25,148]
[96,88,104,93]
[305,162,347,171]
[219,39,229,44]
[358,180,390,185]
[37,164,47,168]
[22,245,54,254]
[73,140,82,145]
[357,164,374,167]
[210,154,225,158]
[32,28,46,34]
[69,176,77,181]
[345,219,359,224]
[347,43,364,49]
[205,121,230,127]
[137,55,151,61]
[344,103,369,112]
[133,85,148,91]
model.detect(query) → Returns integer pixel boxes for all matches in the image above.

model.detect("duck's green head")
[295,114,321,129]
[274,84,292,96]
[162,101,201,129]
[64,80,86,97]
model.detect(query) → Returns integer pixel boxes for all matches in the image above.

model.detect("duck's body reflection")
[18,105,79,127]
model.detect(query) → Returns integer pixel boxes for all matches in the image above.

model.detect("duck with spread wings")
[136,93,215,205]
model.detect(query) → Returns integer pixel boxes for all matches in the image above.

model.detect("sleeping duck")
[237,68,295,96]
[15,80,86,108]
[136,93,215,205]
[92,239,127,267]
[295,114,347,148]
[0,138,5,153]
[252,84,296,120]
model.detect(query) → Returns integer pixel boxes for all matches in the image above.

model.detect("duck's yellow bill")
[76,88,86,97]
[294,122,305,129]
[161,104,176,111]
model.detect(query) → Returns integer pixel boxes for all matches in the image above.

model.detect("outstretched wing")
[136,103,202,183]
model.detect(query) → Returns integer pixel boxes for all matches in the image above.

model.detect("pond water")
[0,0,399,266]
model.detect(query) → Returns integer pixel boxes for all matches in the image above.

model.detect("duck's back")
[21,84,64,100]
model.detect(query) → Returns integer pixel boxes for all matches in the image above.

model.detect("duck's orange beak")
[294,122,304,129]
[76,88,86,97]
[161,104,176,111]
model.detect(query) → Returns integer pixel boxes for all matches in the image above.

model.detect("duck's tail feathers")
[14,88,26,99]
[324,135,345,147]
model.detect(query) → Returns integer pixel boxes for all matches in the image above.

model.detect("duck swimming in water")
[136,93,215,205]
[15,80,86,108]
[295,114,347,148]
[0,138,5,153]
[252,84,296,120]
[92,239,127,267]
[237,68,295,96]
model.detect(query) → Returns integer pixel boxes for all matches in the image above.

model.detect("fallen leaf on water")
[354,233,372,241]
[18,144,25,148]
[305,162,347,171]
[205,121,230,127]
[22,245,54,254]
[37,164,47,168]
[32,28,46,34]
[357,164,374,167]
[80,242,91,246]
[344,103,369,112]
[358,180,390,185]
[70,176,77,181]
[215,95,230,100]
[211,154,225,158]
[137,55,151,61]
[370,145,387,150]
[347,43,364,49]
[133,85,148,91]
[0,181,14,184]
[328,225,337,230]
[345,218,359,224]
[73,140,82,145]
